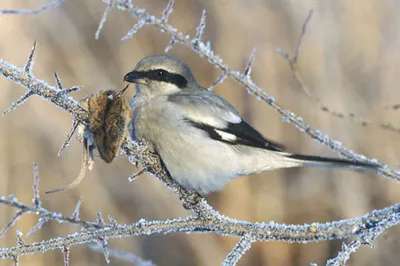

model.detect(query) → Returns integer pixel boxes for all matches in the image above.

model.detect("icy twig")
[71,197,84,221]
[243,48,256,79]
[0,0,65,15]
[326,211,400,266]
[208,71,228,91]
[32,162,40,208]
[222,234,256,266]
[160,0,174,24]
[54,72,83,95]
[62,245,70,266]
[58,119,79,156]
[0,210,23,240]
[95,0,113,40]
[193,10,207,46]
[90,244,156,266]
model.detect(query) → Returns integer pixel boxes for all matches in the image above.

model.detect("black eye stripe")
[135,69,188,89]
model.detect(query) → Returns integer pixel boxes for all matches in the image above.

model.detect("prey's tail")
[281,152,381,172]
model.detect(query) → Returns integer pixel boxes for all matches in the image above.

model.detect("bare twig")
[62,245,70,266]
[208,71,228,91]
[193,10,207,46]
[222,234,256,266]
[0,0,65,15]
[90,244,156,266]
[71,197,83,221]
[326,212,400,266]
[160,0,174,24]
[0,210,24,240]
[95,0,112,40]
[32,163,40,208]
[54,72,83,96]
[58,119,79,156]
[243,48,256,79]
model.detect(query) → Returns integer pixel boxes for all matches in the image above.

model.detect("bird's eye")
[155,69,167,76]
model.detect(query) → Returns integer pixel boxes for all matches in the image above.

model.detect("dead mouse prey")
[46,85,131,194]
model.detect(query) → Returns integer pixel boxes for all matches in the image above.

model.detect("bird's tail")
[280,152,380,172]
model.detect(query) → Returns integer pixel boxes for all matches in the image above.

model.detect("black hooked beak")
[124,70,146,84]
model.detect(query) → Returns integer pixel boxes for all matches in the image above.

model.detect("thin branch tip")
[161,0,175,24]
[24,41,37,76]
[58,120,79,156]
[193,9,207,45]
[244,48,256,78]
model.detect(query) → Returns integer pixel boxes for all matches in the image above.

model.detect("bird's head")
[124,54,197,99]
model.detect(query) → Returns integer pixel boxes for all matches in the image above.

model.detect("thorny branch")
[0,0,399,265]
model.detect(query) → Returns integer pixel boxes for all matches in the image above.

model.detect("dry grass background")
[1,0,400,265]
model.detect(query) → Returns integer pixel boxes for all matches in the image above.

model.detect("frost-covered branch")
[2,186,400,260]
[326,211,400,266]
[1,46,400,260]
[0,0,65,15]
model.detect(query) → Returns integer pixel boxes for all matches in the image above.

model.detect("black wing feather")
[188,119,285,152]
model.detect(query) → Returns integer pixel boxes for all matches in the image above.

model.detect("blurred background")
[1,0,400,265]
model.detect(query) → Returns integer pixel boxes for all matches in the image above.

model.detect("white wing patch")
[185,112,241,128]
[215,129,237,142]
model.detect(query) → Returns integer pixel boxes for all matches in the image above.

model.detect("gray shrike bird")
[124,54,379,195]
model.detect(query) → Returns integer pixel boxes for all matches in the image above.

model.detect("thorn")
[61,85,83,95]
[121,19,146,41]
[128,168,146,182]
[15,230,25,247]
[114,84,130,99]
[2,90,34,116]
[361,240,374,248]
[208,72,228,91]
[101,238,110,264]
[54,72,83,95]
[193,9,206,46]
[108,215,118,227]
[96,210,105,225]
[95,211,110,263]
[72,197,84,220]
[54,72,63,90]
[243,48,256,78]
[58,120,79,156]
[165,37,177,53]
[24,41,37,78]
[160,0,174,24]
[32,162,41,208]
